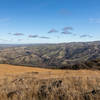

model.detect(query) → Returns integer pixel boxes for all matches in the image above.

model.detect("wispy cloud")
[28,35,38,38]
[62,31,72,34]
[80,34,93,38]
[62,27,73,31]
[89,18,100,23]
[28,34,50,39]
[13,33,24,36]
[48,29,58,33]
[40,36,50,39]
[62,26,73,34]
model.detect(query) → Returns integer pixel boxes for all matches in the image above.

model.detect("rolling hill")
[0,41,100,69]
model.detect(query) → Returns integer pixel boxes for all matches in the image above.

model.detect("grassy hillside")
[0,64,100,100]
[0,41,100,69]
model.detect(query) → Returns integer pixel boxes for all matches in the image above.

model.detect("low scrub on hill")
[0,42,100,69]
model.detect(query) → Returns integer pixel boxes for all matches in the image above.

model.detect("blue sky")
[0,0,100,44]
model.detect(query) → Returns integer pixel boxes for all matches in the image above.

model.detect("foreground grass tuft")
[0,70,100,100]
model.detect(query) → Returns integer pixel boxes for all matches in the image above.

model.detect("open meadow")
[0,64,100,100]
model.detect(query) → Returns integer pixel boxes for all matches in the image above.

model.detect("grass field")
[0,64,100,78]
[0,64,100,100]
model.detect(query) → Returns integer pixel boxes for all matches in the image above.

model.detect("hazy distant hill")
[0,41,100,69]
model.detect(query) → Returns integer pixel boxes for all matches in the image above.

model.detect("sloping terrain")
[0,41,100,69]
[0,64,100,100]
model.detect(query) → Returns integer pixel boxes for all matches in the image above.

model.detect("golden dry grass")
[0,64,100,78]
[0,64,100,100]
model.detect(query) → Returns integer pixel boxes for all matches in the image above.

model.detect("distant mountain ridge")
[0,41,100,69]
